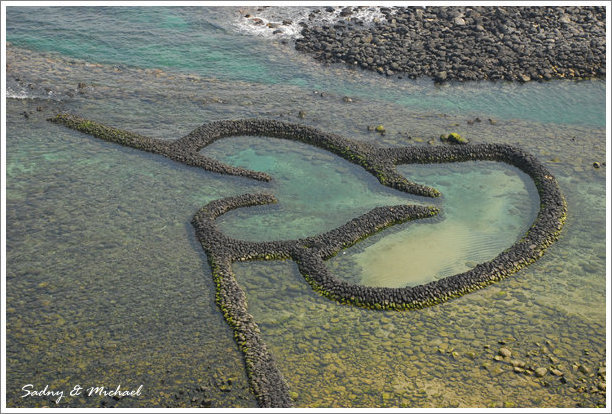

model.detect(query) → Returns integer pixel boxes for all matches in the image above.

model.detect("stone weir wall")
[48,114,567,407]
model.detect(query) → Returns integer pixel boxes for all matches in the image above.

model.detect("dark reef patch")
[49,113,566,407]
[294,6,605,82]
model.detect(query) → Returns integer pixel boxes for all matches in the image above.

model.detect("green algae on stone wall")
[49,114,566,407]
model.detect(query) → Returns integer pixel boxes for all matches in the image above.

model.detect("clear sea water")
[4,6,607,408]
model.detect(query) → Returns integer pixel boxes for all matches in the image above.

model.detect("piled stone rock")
[294,6,606,82]
[49,114,567,407]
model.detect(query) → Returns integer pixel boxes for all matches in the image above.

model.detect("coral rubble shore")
[294,6,605,82]
[49,114,566,407]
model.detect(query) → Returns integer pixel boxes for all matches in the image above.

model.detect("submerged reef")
[49,113,566,407]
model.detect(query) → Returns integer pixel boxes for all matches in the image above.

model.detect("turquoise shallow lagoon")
[6,7,606,127]
[204,136,422,241]
[5,6,607,408]
[334,162,538,288]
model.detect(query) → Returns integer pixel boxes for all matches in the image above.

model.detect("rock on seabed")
[294,6,605,82]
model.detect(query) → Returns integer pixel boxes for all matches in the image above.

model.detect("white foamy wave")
[6,84,59,101]
[6,86,31,100]
[230,6,393,40]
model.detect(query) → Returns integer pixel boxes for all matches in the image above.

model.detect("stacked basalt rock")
[295,6,606,82]
[49,113,566,312]
[49,114,567,407]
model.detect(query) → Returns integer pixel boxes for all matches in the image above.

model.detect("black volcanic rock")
[294,6,605,82]
[49,114,567,407]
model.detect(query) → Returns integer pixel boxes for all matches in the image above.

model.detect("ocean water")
[6,6,606,127]
[4,6,607,408]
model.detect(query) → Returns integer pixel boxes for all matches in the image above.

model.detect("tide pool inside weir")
[203,136,425,241]
[204,137,539,288]
[331,162,539,288]
[42,109,568,407]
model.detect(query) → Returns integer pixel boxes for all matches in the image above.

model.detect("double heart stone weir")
[49,113,567,407]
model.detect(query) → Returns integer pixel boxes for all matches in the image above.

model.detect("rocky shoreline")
[49,114,566,407]
[293,6,605,82]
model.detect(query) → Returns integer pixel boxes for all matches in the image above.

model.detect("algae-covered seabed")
[5,42,606,408]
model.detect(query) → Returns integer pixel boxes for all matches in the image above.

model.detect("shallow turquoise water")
[4,5,607,409]
[204,137,539,287]
[204,136,421,241]
[6,6,606,127]
[332,162,538,288]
